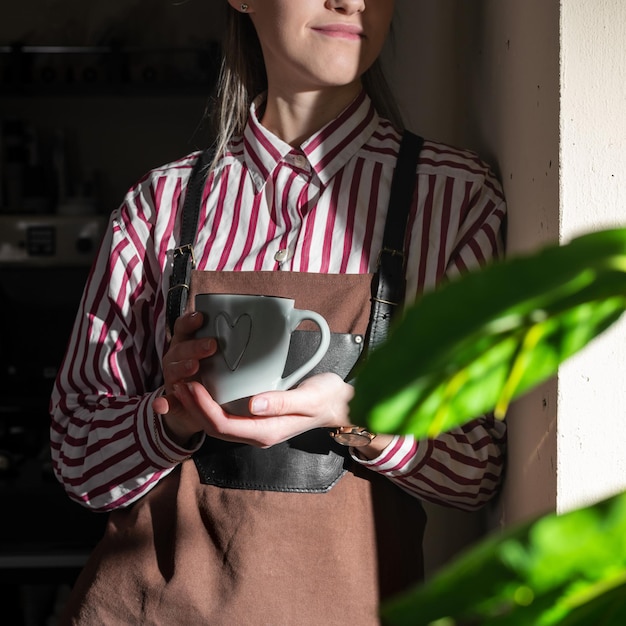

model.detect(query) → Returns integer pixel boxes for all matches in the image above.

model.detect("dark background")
[0,2,224,623]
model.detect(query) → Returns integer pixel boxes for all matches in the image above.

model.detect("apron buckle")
[173,243,196,268]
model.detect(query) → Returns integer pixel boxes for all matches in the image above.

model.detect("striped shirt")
[50,91,507,512]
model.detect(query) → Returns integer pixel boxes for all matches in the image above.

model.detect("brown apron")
[60,269,426,625]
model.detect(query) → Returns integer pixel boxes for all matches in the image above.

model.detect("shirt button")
[274,248,293,263]
[293,155,307,168]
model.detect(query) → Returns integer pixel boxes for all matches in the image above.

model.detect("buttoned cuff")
[140,388,206,467]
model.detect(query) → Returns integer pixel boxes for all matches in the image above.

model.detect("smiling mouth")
[312,26,364,41]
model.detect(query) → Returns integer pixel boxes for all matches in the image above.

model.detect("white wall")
[387,0,626,576]
[388,0,626,577]
[558,0,626,514]
[468,0,626,522]
[465,0,562,529]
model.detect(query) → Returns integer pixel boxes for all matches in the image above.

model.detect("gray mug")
[195,294,331,415]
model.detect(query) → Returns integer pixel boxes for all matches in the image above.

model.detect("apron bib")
[61,270,426,626]
[191,270,369,493]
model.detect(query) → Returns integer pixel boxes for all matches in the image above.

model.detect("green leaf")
[556,577,626,626]
[380,492,626,626]
[350,228,626,437]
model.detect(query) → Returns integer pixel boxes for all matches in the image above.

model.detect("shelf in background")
[0,43,221,97]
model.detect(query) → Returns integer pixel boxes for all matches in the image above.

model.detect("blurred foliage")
[349,228,626,625]
[380,491,626,626]
[351,228,626,438]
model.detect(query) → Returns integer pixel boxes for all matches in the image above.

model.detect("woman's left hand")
[173,372,353,448]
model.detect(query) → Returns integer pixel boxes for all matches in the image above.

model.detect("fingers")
[159,372,355,449]
[156,311,223,447]
[170,312,216,359]
[172,310,204,339]
[152,394,171,415]
[249,373,354,428]
[163,353,204,383]
[163,311,218,391]
[173,381,264,445]
[161,339,216,393]
[171,381,306,448]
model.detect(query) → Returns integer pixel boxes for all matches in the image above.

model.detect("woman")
[51,1,507,623]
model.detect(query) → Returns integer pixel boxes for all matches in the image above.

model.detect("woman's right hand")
[152,311,217,446]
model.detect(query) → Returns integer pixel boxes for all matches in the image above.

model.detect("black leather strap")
[347,131,423,379]
[367,131,423,350]
[166,148,215,336]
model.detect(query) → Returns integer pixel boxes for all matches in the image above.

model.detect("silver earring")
[240,3,249,10]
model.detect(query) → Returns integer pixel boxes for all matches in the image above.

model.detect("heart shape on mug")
[215,312,253,371]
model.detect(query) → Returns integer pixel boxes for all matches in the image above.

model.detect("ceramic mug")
[194,294,331,415]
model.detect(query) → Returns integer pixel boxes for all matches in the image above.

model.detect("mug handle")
[278,310,331,390]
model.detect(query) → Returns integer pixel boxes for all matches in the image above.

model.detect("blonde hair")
[207,7,403,165]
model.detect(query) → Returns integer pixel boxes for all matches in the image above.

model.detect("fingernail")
[202,338,215,351]
[251,397,269,414]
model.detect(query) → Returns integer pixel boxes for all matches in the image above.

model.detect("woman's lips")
[312,24,364,41]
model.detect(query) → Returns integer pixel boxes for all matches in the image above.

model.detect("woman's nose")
[325,0,366,15]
